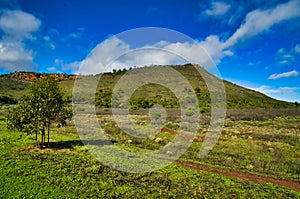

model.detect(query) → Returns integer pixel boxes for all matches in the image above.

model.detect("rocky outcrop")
[9,72,79,81]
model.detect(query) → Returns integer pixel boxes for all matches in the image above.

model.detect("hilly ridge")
[0,64,297,110]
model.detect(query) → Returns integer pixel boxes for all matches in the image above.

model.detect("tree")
[7,77,72,147]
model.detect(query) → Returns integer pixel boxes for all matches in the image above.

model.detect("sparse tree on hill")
[7,77,72,147]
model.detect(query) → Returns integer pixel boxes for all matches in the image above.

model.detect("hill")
[0,65,297,110]
[0,72,78,104]
[91,64,296,110]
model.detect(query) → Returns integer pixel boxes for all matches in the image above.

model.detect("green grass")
[98,114,300,181]
[1,114,299,198]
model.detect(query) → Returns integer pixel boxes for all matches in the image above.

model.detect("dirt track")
[159,127,299,192]
[175,160,300,192]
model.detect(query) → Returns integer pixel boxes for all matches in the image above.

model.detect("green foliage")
[130,98,154,109]
[7,95,37,134]
[95,89,112,108]
[7,77,72,146]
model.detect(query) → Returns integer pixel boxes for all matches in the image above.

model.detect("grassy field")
[0,110,299,198]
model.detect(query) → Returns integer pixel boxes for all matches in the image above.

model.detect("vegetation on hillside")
[0,64,297,110]
[91,64,296,111]
[0,76,29,104]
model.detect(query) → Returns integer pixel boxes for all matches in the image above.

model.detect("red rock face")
[10,72,79,81]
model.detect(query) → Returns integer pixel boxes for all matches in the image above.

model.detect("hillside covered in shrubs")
[0,64,297,110]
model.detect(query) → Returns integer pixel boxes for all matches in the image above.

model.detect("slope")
[0,64,296,110]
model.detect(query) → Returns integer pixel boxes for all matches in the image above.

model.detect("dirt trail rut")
[175,160,300,192]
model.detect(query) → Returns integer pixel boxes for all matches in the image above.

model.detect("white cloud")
[46,59,81,74]
[279,60,289,65]
[224,0,300,47]
[68,33,80,39]
[257,86,283,94]
[0,10,41,41]
[64,28,85,41]
[277,48,285,54]
[0,41,34,71]
[197,0,300,67]
[43,35,55,50]
[49,43,55,50]
[43,36,50,41]
[282,54,293,59]
[276,45,298,65]
[278,53,295,65]
[46,66,60,73]
[76,35,231,75]
[268,70,299,80]
[205,2,231,16]
[62,61,81,73]
[226,78,300,102]
[255,85,300,102]
[78,37,130,74]
[0,10,41,71]
[54,59,63,66]
[76,1,300,76]
[294,44,300,53]
[224,76,300,102]
[248,61,261,66]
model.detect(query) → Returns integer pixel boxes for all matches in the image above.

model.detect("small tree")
[7,77,72,147]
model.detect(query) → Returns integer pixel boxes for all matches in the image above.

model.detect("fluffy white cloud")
[268,70,299,80]
[197,0,300,67]
[75,35,232,75]
[205,2,231,16]
[0,10,41,41]
[224,0,300,47]
[76,1,299,77]
[0,42,34,71]
[0,10,41,71]
[77,37,130,74]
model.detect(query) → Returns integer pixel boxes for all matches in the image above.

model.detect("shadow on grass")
[48,139,116,149]
[0,117,6,121]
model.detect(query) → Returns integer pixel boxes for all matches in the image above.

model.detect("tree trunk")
[35,122,38,143]
[47,123,50,147]
[41,123,45,148]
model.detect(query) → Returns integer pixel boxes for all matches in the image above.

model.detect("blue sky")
[0,0,299,102]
